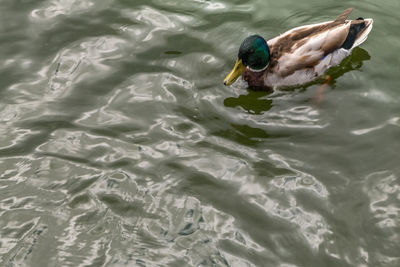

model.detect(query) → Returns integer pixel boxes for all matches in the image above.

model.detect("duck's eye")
[249,49,255,53]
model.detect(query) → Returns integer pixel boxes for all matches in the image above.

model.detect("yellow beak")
[223,58,245,86]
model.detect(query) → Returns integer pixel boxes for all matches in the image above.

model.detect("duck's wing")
[267,8,356,77]
[267,8,353,46]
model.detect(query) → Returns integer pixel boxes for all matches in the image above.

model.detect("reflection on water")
[1,0,400,266]
[325,47,371,87]
[224,48,370,118]
[224,90,273,114]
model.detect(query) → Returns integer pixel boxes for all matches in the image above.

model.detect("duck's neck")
[243,66,268,88]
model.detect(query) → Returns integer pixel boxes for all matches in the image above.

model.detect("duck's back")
[263,8,373,87]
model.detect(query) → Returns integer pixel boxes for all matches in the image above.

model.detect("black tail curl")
[341,18,366,49]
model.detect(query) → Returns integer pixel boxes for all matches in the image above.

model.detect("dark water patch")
[224,90,273,114]
[164,50,182,55]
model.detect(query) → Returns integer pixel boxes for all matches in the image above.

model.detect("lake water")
[1,0,399,266]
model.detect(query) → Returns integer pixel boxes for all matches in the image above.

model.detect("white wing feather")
[276,22,351,76]
[263,17,373,87]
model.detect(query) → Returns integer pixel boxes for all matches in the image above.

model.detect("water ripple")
[1,0,400,266]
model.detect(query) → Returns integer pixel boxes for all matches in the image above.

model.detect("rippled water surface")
[1,0,400,266]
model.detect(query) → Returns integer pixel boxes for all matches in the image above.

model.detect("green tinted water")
[1,0,399,266]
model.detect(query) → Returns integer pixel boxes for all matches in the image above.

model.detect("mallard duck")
[223,8,373,89]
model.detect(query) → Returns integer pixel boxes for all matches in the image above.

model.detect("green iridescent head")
[239,35,270,70]
[224,35,270,86]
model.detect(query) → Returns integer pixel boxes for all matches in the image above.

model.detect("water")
[1,0,399,266]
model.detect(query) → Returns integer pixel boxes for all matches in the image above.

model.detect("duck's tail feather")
[340,18,373,49]
[352,18,373,48]
[335,8,354,23]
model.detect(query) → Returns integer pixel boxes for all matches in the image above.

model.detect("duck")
[223,8,373,89]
